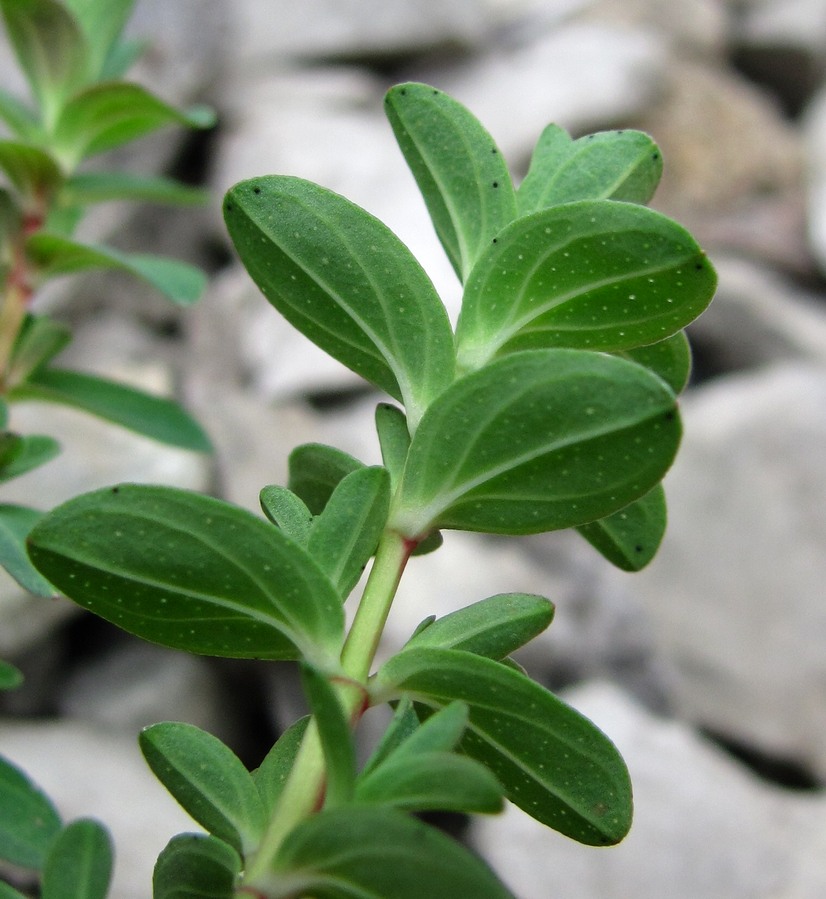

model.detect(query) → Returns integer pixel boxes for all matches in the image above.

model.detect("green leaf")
[359,697,420,778]
[384,82,517,282]
[0,659,23,691]
[517,125,663,214]
[63,171,208,206]
[99,36,145,81]
[375,402,409,490]
[7,313,72,386]
[152,833,240,899]
[405,593,555,659]
[0,0,89,123]
[300,665,356,809]
[0,881,27,899]
[391,348,681,538]
[62,0,135,82]
[0,88,41,142]
[259,485,313,545]
[576,483,666,571]
[11,367,211,451]
[307,466,390,598]
[0,503,56,596]
[140,722,266,856]
[271,806,513,899]
[378,647,632,845]
[619,330,693,395]
[223,175,455,430]
[0,434,61,482]
[252,717,310,813]
[454,200,717,373]
[41,818,112,899]
[51,82,215,169]
[287,443,364,516]
[27,484,345,664]
[25,233,207,304]
[0,141,62,203]
[0,753,62,869]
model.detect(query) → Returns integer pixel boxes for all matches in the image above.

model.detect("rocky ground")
[3,0,826,897]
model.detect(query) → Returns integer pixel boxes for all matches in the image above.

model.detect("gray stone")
[619,363,826,779]
[472,681,826,899]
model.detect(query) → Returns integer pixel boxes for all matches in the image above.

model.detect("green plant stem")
[243,528,413,888]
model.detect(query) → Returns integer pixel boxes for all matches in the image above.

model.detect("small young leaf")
[0,503,56,597]
[223,175,455,429]
[619,330,693,395]
[271,806,513,899]
[576,483,666,571]
[252,717,310,813]
[391,349,681,538]
[0,753,62,869]
[375,402,410,489]
[518,125,663,214]
[41,818,112,899]
[0,434,61,482]
[140,722,266,856]
[259,485,313,545]
[27,484,345,665]
[25,234,207,304]
[152,833,240,899]
[0,660,23,691]
[63,171,208,207]
[11,367,211,451]
[61,0,135,82]
[359,697,420,778]
[405,593,555,660]
[384,82,517,282]
[377,647,632,845]
[455,200,717,373]
[7,313,72,386]
[300,666,356,809]
[287,443,364,515]
[51,82,214,168]
[0,141,62,204]
[307,466,390,598]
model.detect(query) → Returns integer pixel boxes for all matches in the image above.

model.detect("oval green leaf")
[223,175,455,430]
[455,200,717,373]
[27,484,345,665]
[41,819,112,899]
[0,503,56,597]
[385,82,517,282]
[391,348,681,538]
[287,443,365,516]
[378,647,632,845]
[619,330,693,395]
[0,753,62,869]
[140,722,266,856]
[259,485,313,545]
[153,833,240,899]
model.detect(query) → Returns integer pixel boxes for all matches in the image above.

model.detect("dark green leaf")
[0,141,62,202]
[41,818,112,899]
[0,0,89,119]
[252,717,310,813]
[287,443,364,516]
[25,233,207,304]
[619,330,692,395]
[455,200,717,373]
[52,82,214,168]
[271,806,513,898]
[27,484,345,665]
[301,666,355,809]
[405,593,555,659]
[0,660,23,691]
[518,125,662,214]
[0,753,62,869]
[61,0,134,81]
[359,697,420,778]
[384,82,517,282]
[392,348,681,537]
[63,171,208,207]
[0,503,56,596]
[152,833,239,899]
[378,647,632,845]
[259,485,313,545]
[12,367,211,451]
[7,313,72,385]
[375,402,409,490]
[308,466,390,598]
[223,176,455,429]
[576,483,666,571]
[140,722,266,856]
[0,434,61,482]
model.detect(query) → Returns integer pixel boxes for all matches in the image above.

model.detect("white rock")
[0,720,196,899]
[473,681,826,899]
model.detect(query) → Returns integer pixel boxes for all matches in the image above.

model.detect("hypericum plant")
[24,83,715,897]
[0,0,213,597]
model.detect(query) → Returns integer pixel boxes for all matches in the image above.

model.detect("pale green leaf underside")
[392,349,681,538]
[223,175,455,429]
